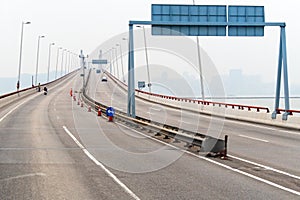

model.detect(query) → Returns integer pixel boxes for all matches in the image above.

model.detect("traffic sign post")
[127,4,291,120]
[138,81,146,90]
[106,107,115,122]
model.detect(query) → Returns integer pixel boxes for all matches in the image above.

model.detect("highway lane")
[71,74,297,199]
[87,70,300,176]
[0,73,133,199]
[0,70,297,199]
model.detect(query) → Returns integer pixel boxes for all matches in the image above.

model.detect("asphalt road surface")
[86,70,300,175]
[0,71,298,199]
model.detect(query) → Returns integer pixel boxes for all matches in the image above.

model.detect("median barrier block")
[200,136,225,154]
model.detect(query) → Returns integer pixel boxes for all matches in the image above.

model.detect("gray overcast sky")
[1,0,300,85]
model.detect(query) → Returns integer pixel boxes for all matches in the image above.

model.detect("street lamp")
[17,21,31,91]
[192,0,205,100]
[61,49,67,77]
[110,48,115,76]
[55,47,62,79]
[112,47,120,79]
[136,25,151,93]
[116,43,125,82]
[68,52,72,73]
[64,51,69,75]
[47,42,55,82]
[35,35,45,85]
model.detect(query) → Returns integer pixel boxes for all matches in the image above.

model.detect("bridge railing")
[0,69,79,108]
[105,72,270,113]
[276,108,300,115]
[137,90,270,113]
[103,71,300,129]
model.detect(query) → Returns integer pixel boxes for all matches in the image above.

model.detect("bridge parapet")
[0,70,79,109]
[105,72,300,130]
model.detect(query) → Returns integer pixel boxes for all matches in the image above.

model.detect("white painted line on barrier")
[150,108,161,111]
[62,126,140,200]
[239,135,269,143]
[114,107,124,111]
[115,122,300,197]
[178,120,192,125]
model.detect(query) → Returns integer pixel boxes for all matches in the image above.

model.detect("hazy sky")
[1,0,300,86]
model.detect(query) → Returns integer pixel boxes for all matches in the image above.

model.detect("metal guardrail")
[81,73,228,157]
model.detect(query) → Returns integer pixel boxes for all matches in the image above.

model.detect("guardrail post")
[222,135,228,159]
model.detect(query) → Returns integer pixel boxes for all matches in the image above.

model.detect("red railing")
[107,72,300,115]
[137,90,270,113]
[106,72,270,113]
[276,109,300,115]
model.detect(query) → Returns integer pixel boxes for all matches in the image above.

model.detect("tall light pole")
[55,47,62,79]
[192,0,205,100]
[35,35,45,85]
[137,25,151,93]
[116,43,125,82]
[110,48,115,76]
[61,49,67,77]
[113,47,120,79]
[64,51,69,75]
[47,42,55,82]
[68,52,72,73]
[17,21,31,91]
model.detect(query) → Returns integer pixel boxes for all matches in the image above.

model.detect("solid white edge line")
[238,134,269,143]
[62,126,141,200]
[228,154,300,180]
[115,122,300,196]
[63,126,84,149]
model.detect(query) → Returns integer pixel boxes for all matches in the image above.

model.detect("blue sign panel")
[106,107,115,117]
[92,59,108,64]
[151,4,227,36]
[228,6,265,36]
[138,81,145,89]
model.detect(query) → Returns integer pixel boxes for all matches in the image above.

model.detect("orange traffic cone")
[108,116,113,122]
[98,108,102,116]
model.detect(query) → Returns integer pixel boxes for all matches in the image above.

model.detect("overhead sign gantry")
[127,4,290,120]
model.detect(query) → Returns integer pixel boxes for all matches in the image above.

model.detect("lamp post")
[116,43,125,82]
[113,47,120,79]
[65,51,69,75]
[35,35,45,85]
[47,42,55,82]
[61,49,67,77]
[17,21,31,91]
[110,48,115,76]
[69,52,73,73]
[192,0,205,100]
[55,47,62,79]
[136,26,151,93]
